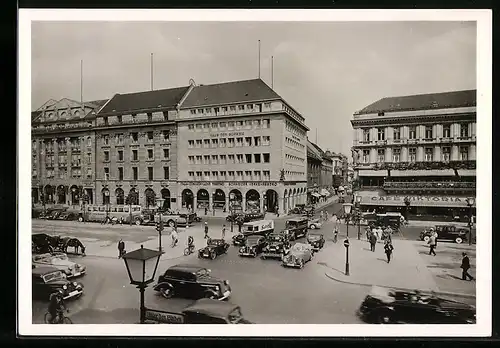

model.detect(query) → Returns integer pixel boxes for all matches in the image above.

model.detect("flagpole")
[151,53,154,91]
[258,40,261,79]
[271,55,274,89]
[80,59,83,105]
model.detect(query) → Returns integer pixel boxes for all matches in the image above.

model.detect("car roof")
[32,266,61,276]
[183,299,239,317]
[169,264,207,272]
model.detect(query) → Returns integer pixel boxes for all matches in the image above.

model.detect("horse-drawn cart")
[32,233,86,256]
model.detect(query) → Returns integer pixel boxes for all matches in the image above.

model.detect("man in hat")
[428,229,437,256]
[204,222,209,239]
[460,252,474,281]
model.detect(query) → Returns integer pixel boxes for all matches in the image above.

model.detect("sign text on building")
[370,195,471,203]
[210,132,245,137]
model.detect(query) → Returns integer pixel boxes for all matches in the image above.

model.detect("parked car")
[238,235,267,257]
[56,211,78,221]
[47,209,65,220]
[419,225,469,244]
[306,233,325,251]
[153,264,231,300]
[32,252,86,278]
[198,238,230,260]
[32,266,84,301]
[281,243,314,269]
[357,286,476,324]
[226,211,264,223]
[308,218,322,230]
[231,233,247,246]
[284,217,308,241]
[261,232,291,259]
[144,299,252,324]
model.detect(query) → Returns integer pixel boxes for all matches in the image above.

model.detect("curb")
[323,271,476,299]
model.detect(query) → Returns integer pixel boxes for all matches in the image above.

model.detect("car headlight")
[73,282,78,286]
[63,285,67,290]
[239,247,245,252]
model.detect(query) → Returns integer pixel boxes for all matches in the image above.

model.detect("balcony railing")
[384,181,476,190]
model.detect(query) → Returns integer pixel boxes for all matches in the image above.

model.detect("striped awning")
[359,194,476,208]
[358,170,388,177]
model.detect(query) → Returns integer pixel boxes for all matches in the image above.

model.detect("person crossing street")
[384,240,394,263]
[204,222,209,239]
[460,252,474,281]
[221,224,226,239]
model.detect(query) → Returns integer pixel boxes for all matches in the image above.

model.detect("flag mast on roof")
[271,55,274,89]
[258,40,261,79]
[151,53,154,91]
[80,59,83,106]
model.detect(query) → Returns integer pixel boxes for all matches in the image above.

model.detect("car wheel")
[423,236,430,243]
[160,287,174,299]
[455,237,463,244]
[134,219,142,226]
[310,224,316,230]
[78,216,84,222]
[168,220,175,228]
[298,260,304,269]
[211,252,216,260]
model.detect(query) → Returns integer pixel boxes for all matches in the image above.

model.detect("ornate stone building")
[351,89,476,221]
[31,98,108,207]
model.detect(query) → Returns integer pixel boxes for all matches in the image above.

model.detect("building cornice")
[97,106,177,117]
[351,113,476,127]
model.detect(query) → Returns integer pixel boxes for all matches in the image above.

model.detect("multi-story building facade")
[93,86,189,209]
[306,140,333,202]
[31,98,108,207]
[307,139,322,190]
[177,79,309,214]
[351,89,476,221]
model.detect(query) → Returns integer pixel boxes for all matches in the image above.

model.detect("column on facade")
[225,195,230,212]
[471,123,477,137]
[418,125,425,139]
[451,145,459,161]
[66,137,72,204]
[434,146,441,161]
[451,123,459,138]
[386,127,394,141]
[370,127,377,142]
[402,126,409,139]
[436,124,443,138]
[385,147,392,162]
[209,191,214,210]
[53,138,59,178]
[401,147,408,162]
[416,146,424,162]
[469,145,476,160]
[193,196,197,211]
[369,148,377,163]
[242,196,246,212]
[357,128,363,143]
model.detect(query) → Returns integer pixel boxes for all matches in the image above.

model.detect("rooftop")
[99,86,190,115]
[181,78,281,108]
[355,89,476,115]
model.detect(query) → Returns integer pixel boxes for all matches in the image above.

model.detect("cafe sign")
[361,195,476,208]
[144,309,184,324]
[210,132,245,137]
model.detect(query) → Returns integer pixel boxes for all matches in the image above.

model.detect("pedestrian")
[460,252,474,281]
[222,224,226,239]
[320,211,324,221]
[369,232,377,252]
[365,227,371,242]
[171,227,178,248]
[428,233,437,256]
[384,240,394,263]
[333,226,339,243]
[204,206,208,215]
[275,206,280,217]
[324,210,329,221]
[204,222,209,239]
[118,239,125,258]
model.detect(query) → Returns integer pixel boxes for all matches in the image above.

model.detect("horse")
[60,237,86,255]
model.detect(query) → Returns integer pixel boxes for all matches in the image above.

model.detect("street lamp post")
[212,191,216,217]
[343,238,350,276]
[230,193,235,233]
[355,195,362,240]
[404,196,411,222]
[155,213,164,253]
[343,203,353,238]
[466,197,475,246]
[122,245,162,324]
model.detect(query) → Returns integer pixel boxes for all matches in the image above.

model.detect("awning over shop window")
[359,194,476,208]
[390,169,456,177]
[311,193,322,198]
[358,170,388,177]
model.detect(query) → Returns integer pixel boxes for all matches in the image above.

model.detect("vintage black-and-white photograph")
[19,9,491,336]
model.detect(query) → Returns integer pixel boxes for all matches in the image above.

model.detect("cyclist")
[48,290,66,324]
[187,235,195,252]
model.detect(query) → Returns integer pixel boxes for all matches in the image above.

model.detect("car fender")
[154,282,173,292]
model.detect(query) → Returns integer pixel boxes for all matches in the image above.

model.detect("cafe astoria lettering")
[372,195,467,203]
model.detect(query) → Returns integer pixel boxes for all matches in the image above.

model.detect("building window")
[204,155,210,164]
[118,167,124,180]
[211,171,218,180]
[392,148,401,162]
[377,149,385,163]
[443,125,451,138]
[131,132,138,142]
[393,127,401,140]
[118,150,123,161]
[204,171,210,180]
[222,107,228,112]
[104,167,110,181]
[211,122,218,129]
[196,140,202,148]
[460,146,469,160]
[132,150,138,161]
[220,138,226,147]
[236,171,243,180]
[212,155,218,164]
[148,149,154,160]
[442,147,451,161]
[188,140,195,148]
[195,124,202,131]
[220,171,226,180]
[197,109,203,114]
[188,124,195,130]
[228,155,235,164]
[254,154,261,163]
[263,170,270,180]
[263,119,270,128]
[245,137,252,146]
[409,148,416,162]
[103,117,108,126]
[133,167,138,180]
[254,136,261,146]
[245,170,252,179]
[87,137,92,147]
[363,129,370,142]
[262,136,270,146]
[190,110,196,115]
[228,171,235,180]
[236,121,244,129]
[104,151,109,162]
[196,171,202,180]
[247,104,253,110]
[147,131,154,142]
[203,139,210,148]
[263,153,270,163]
[203,123,210,131]
[425,126,433,139]
[409,126,416,139]
[117,133,124,145]
[238,105,244,111]
[424,147,433,161]
[103,135,109,145]
[244,120,252,129]
[254,120,262,128]
[236,154,244,164]
[245,154,252,163]
[377,128,385,141]
[236,138,243,147]
[163,149,169,159]
[188,171,194,178]
[228,121,235,130]
[148,167,153,180]
[188,156,194,164]
[211,139,218,148]
[228,138,235,148]
[86,168,92,179]
[86,153,92,164]
[460,124,469,137]
[147,112,153,122]
[164,167,170,180]
[219,122,227,129]
[362,150,370,163]
[254,171,261,180]
[220,155,227,164]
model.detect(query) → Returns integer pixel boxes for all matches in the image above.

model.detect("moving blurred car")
[32,252,86,278]
[281,243,314,269]
[306,233,325,251]
[308,218,322,229]
[357,286,476,324]
[32,266,84,301]
[198,239,229,260]
[238,235,267,257]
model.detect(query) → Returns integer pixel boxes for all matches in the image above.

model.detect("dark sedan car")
[419,225,469,244]
[57,211,78,221]
[32,266,84,301]
[232,233,247,246]
[198,238,230,260]
[306,233,325,251]
[238,235,267,257]
[357,286,476,324]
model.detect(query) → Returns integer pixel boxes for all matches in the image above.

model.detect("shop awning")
[390,169,456,177]
[358,170,388,177]
[320,189,329,196]
[311,193,322,198]
[459,169,476,176]
[359,194,476,208]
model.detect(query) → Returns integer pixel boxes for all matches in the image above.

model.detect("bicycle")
[183,244,195,256]
[44,309,72,324]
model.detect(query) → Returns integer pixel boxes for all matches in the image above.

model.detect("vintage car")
[47,209,65,220]
[198,238,230,260]
[32,252,86,278]
[301,206,315,218]
[144,299,252,324]
[419,225,469,244]
[308,218,322,230]
[238,235,267,257]
[281,243,314,269]
[284,217,309,241]
[32,266,84,301]
[306,233,325,251]
[261,232,291,259]
[226,211,264,223]
[242,219,274,237]
[56,211,78,221]
[32,233,57,254]
[231,233,247,246]
[153,264,231,300]
[357,286,476,324]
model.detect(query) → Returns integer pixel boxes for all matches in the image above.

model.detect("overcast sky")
[31,21,476,156]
